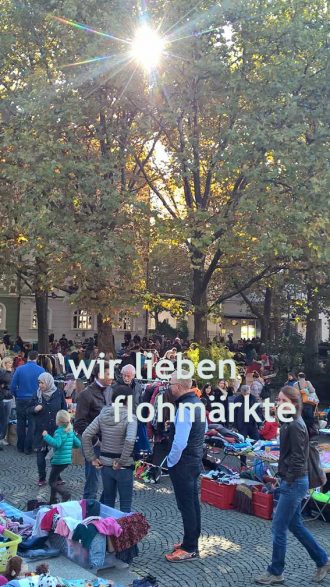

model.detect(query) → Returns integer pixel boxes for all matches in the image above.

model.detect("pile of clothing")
[134,462,162,484]
[201,465,240,485]
[30,500,149,569]
[0,514,33,540]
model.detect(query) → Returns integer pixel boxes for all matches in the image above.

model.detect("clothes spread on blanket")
[0,500,147,569]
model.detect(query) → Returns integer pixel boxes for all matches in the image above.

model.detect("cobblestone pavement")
[1,446,330,587]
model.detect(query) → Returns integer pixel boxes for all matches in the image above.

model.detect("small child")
[42,410,81,504]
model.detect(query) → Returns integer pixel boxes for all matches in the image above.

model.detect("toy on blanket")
[0,560,64,587]
[35,565,62,587]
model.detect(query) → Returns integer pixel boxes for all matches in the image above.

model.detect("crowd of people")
[0,330,330,582]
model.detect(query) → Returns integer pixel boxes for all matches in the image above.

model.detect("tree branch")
[209,266,279,310]
[201,248,223,292]
[134,156,178,219]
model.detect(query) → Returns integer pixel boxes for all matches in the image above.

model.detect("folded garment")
[57,502,82,521]
[89,517,122,538]
[72,523,98,548]
[55,516,81,539]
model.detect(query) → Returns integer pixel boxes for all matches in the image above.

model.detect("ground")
[1,447,330,587]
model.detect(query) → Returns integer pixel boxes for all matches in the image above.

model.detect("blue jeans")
[16,398,34,452]
[269,476,328,576]
[83,444,101,499]
[169,462,201,553]
[101,466,134,513]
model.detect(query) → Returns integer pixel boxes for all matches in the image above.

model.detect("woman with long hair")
[255,386,329,585]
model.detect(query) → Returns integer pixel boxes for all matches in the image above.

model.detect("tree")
[130,0,328,343]
[0,0,148,352]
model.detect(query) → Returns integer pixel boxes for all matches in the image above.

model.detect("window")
[241,324,256,339]
[73,309,92,330]
[117,312,132,331]
[31,309,52,329]
[0,303,6,329]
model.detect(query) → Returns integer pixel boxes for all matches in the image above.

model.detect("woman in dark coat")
[29,372,67,486]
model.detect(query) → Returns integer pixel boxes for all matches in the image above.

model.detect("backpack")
[308,442,326,489]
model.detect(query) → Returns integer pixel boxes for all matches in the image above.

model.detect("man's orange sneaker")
[165,549,198,563]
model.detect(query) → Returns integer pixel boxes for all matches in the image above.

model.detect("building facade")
[0,290,328,349]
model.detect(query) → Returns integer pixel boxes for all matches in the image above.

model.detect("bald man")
[165,370,206,563]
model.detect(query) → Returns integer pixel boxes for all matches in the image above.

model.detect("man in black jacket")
[75,363,112,499]
[165,370,206,563]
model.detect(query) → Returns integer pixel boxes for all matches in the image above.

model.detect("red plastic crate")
[201,478,236,509]
[252,491,274,520]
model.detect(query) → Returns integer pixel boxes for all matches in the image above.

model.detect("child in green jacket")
[42,409,81,503]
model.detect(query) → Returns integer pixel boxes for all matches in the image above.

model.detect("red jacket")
[259,421,278,440]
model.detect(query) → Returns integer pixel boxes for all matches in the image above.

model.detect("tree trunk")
[261,287,272,344]
[16,272,21,338]
[35,290,49,353]
[192,269,208,345]
[154,311,160,332]
[304,287,320,374]
[272,292,282,347]
[97,313,115,357]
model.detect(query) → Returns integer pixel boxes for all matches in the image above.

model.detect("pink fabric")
[0,525,5,534]
[89,517,122,537]
[0,576,8,586]
[54,518,70,538]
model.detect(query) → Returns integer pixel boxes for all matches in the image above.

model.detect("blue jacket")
[10,361,45,399]
[44,425,81,465]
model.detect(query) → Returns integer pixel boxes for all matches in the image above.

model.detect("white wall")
[18,296,146,348]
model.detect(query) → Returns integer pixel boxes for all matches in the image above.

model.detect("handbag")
[298,382,318,406]
[308,442,326,489]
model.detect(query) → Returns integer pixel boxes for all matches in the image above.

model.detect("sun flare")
[131,26,166,70]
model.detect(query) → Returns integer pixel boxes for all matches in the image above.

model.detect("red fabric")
[111,513,149,552]
[40,507,59,531]
[246,361,262,374]
[259,422,278,441]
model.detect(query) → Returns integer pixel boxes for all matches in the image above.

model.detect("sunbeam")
[51,15,131,45]
[162,1,202,36]
[63,55,115,68]
[83,57,136,99]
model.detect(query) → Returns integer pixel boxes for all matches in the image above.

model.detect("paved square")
[1,447,330,587]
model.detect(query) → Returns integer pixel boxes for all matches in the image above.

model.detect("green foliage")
[186,342,236,386]
[270,333,305,378]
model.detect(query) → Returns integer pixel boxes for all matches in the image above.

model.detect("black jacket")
[234,393,260,439]
[74,381,108,436]
[278,416,309,483]
[0,369,13,401]
[29,388,67,449]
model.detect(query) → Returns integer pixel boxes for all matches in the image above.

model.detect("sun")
[131,25,166,70]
